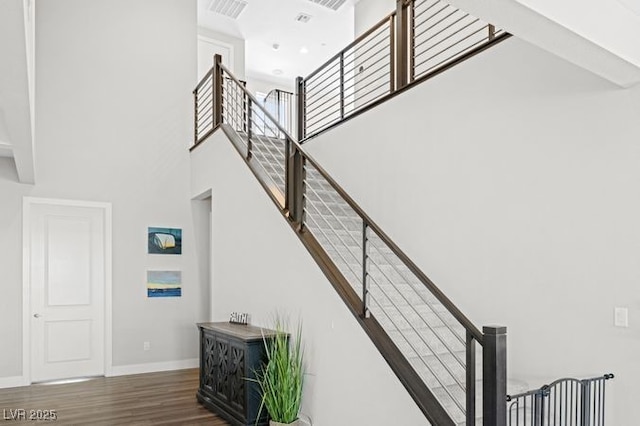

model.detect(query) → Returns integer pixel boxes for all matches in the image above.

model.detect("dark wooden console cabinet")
[196,322,278,426]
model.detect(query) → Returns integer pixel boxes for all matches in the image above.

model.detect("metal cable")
[367,278,466,415]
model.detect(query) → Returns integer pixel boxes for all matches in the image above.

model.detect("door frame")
[22,197,113,385]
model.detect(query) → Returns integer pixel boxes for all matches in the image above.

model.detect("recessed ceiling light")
[273,69,284,76]
[300,47,309,54]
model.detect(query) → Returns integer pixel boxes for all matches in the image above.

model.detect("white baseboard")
[108,358,198,377]
[0,376,28,389]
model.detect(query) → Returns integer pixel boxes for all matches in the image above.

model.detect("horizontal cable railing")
[506,374,614,426]
[410,0,503,82]
[302,151,504,424]
[194,68,215,144]
[300,13,394,138]
[218,67,289,206]
[298,0,509,141]
[193,55,508,425]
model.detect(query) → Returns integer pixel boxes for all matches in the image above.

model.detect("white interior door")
[28,201,107,382]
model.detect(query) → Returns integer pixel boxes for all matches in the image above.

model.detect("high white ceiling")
[197,0,356,85]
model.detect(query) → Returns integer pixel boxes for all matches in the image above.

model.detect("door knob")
[33,313,41,318]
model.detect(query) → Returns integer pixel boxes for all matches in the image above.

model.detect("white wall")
[0,0,205,381]
[355,0,394,37]
[513,0,640,67]
[303,37,640,424]
[198,26,245,80]
[190,130,431,426]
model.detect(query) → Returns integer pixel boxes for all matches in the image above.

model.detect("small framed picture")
[148,227,182,255]
[147,270,182,298]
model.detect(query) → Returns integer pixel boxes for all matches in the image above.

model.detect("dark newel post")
[284,137,290,213]
[298,153,306,231]
[483,325,507,426]
[276,90,282,136]
[395,0,409,89]
[287,148,305,229]
[339,52,345,119]
[213,54,223,128]
[288,79,298,219]
[389,14,396,91]
[488,24,496,41]
[295,77,305,141]
[465,331,476,425]
[247,97,252,159]
[361,222,369,318]
[193,90,198,145]
[287,77,306,227]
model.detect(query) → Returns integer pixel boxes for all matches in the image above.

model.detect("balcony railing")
[261,89,295,138]
[297,0,509,141]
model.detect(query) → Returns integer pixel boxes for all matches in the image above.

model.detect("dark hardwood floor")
[0,368,229,425]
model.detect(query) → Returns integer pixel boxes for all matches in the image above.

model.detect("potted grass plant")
[255,318,304,426]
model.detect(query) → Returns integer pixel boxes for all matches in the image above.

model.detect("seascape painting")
[148,227,182,254]
[147,270,182,298]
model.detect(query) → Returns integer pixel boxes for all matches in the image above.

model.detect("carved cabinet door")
[228,340,247,415]
[213,336,230,404]
[201,332,216,396]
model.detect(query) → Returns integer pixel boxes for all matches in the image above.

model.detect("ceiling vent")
[295,13,312,23]
[208,0,248,19]
[307,0,347,11]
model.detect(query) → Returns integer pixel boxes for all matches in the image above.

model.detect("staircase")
[188,0,625,421]
[190,0,513,423]
[192,56,508,424]
[192,63,619,425]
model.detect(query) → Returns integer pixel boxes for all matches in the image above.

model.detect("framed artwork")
[148,227,182,254]
[147,270,182,298]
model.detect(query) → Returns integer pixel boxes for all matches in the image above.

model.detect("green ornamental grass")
[255,318,304,424]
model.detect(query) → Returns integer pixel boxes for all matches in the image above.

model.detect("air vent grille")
[307,0,347,11]
[208,0,248,19]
